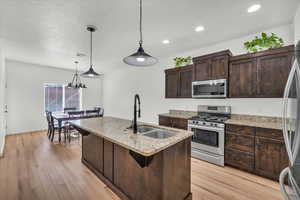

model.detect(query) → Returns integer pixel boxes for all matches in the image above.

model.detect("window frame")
[43,83,82,113]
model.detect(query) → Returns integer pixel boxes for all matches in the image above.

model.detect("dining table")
[51,112,102,142]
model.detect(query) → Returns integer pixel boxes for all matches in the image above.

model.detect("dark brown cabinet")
[256,53,294,97]
[165,70,179,98]
[193,50,232,81]
[82,134,104,173]
[229,58,257,98]
[229,45,294,98]
[165,65,193,98]
[194,59,210,81]
[159,115,188,130]
[225,124,289,181]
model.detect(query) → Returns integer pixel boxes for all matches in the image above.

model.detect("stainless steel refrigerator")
[280,41,300,200]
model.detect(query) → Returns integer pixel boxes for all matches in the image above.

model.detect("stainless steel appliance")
[280,41,300,200]
[192,79,227,98]
[188,105,231,166]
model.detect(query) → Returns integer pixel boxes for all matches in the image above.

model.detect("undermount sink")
[136,125,156,133]
[143,130,176,139]
[128,124,177,139]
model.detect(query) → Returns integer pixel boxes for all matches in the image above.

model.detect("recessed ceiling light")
[162,39,170,44]
[195,26,205,32]
[248,4,261,13]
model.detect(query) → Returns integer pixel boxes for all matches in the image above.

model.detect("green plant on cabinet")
[244,32,284,53]
[174,56,192,67]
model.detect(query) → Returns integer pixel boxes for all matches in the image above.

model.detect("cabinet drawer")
[226,124,255,136]
[225,148,254,172]
[225,132,255,153]
[256,128,283,140]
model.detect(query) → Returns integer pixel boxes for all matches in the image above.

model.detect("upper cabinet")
[193,50,232,81]
[165,65,193,98]
[229,45,294,98]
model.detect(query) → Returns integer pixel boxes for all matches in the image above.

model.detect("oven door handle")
[188,124,224,132]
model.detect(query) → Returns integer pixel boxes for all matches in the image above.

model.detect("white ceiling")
[0,0,299,73]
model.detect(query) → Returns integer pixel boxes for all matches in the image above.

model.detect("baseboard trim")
[0,135,5,158]
[7,129,47,136]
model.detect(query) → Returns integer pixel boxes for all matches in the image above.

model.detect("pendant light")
[123,0,158,66]
[81,25,101,78]
[67,61,87,89]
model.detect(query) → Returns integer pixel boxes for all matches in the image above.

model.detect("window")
[44,84,82,112]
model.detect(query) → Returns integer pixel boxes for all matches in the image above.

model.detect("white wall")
[103,24,295,124]
[5,60,103,134]
[0,39,6,155]
[295,3,300,42]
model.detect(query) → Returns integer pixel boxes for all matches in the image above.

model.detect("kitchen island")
[71,117,193,200]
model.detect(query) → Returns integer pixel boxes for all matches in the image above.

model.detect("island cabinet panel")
[113,138,192,200]
[82,134,104,173]
[103,140,114,182]
[159,115,188,130]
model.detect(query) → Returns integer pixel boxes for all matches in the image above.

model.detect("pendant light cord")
[139,0,143,46]
[90,30,93,67]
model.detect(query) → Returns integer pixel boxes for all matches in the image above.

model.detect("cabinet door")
[229,58,257,98]
[257,53,293,97]
[225,132,255,153]
[194,59,211,81]
[165,70,179,98]
[225,148,254,172]
[178,66,193,98]
[211,55,229,79]
[255,137,289,180]
[172,118,188,130]
[82,134,104,173]
[159,116,173,127]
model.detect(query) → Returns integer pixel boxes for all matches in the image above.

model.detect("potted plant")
[173,56,192,67]
[244,32,284,53]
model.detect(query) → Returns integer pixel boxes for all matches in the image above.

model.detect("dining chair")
[64,107,76,113]
[66,110,84,142]
[94,107,104,117]
[45,111,52,138]
[86,109,100,116]
[48,112,68,142]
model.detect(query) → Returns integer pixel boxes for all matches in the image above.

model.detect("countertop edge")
[70,120,193,157]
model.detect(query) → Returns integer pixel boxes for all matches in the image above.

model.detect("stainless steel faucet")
[133,94,141,134]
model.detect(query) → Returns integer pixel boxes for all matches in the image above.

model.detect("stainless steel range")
[188,105,231,166]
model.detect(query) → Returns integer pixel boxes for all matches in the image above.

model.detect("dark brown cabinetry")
[254,128,289,180]
[165,65,193,98]
[229,45,294,98]
[225,124,289,181]
[193,50,232,81]
[159,115,188,130]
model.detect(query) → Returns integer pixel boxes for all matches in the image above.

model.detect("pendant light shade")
[123,0,158,67]
[81,25,101,78]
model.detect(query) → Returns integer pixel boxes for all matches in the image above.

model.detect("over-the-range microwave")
[192,79,227,98]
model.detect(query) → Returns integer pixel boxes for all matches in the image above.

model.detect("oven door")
[188,124,224,155]
[192,79,226,98]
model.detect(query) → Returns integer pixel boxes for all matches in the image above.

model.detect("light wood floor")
[0,131,283,200]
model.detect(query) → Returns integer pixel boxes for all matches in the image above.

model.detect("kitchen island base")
[81,133,192,200]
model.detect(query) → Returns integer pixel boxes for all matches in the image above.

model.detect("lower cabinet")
[158,115,188,130]
[225,124,289,181]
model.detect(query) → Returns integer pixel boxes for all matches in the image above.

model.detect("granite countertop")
[70,117,193,157]
[159,110,197,119]
[225,114,282,130]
